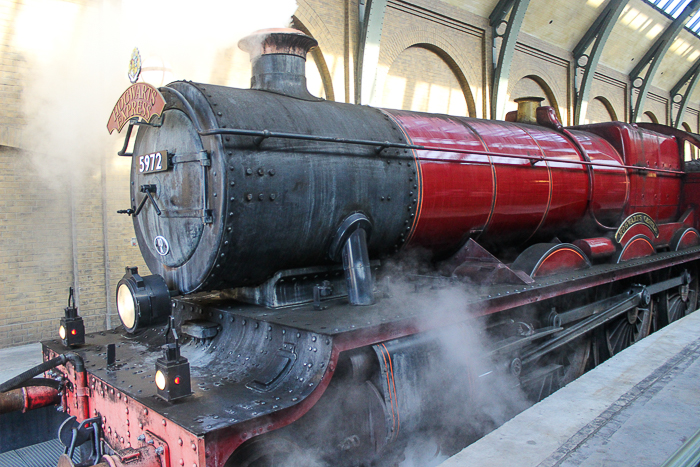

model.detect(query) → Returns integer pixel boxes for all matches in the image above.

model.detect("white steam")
[14,0,298,185]
[379,257,532,465]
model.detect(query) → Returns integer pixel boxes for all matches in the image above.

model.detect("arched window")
[381,45,473,116]
[585,96,618,123]
[292,18,335,101]
[641,111,659,124]
[683,123,698,161]
[509,76,561,123]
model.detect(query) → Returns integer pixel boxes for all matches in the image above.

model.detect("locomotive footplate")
[41,245,700,466]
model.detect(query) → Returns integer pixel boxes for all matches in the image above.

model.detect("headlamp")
[116,266,171,333]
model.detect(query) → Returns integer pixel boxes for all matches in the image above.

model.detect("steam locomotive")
[3,28,700,467]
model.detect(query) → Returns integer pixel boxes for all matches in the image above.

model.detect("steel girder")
[490,0,531,121]
[356,0,388,105]
[629,0,700,123]
[573,0,629,125]
[671,58,700,128]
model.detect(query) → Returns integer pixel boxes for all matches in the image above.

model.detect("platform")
[441,310,700,467]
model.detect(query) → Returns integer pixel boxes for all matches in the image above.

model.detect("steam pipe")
[0,386,60,414]
[342,228,374,306]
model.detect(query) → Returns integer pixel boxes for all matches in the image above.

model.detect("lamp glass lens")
[117,284,136,329]
[59,325,66,340]
[155,370,166,390]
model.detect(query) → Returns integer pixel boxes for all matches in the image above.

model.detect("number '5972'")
[138,151,166,173]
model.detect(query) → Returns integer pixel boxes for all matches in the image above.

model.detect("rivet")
[230,181,235,186]
[192,443,197,451]
[269,169,275,176]
[258,168,264,176]
[258,193,264,201]
[213,193,217,197]
[217,112,222,116]
[270,193,276,201]
[178,438,183,446]
[229,212,234,217]
[228,152,233,156]
[143,409,148,415]
[162,419,167,426]
[246,193,253,201]
[246,168,252,175]
[225,136,230,142]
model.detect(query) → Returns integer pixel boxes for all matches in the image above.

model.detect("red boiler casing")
[384,110,681,254]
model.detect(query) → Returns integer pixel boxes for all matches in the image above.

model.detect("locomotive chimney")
[238,28,320,101]
[513,96,545,124]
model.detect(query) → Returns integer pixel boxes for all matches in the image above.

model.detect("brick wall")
[0,0,28,148]
[0,146,72,347]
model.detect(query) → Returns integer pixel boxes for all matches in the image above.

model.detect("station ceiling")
[447,0,700,106]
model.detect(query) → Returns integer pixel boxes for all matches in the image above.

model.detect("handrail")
[199,127,684,175]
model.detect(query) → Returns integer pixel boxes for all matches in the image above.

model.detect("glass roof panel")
[644,0,700,35]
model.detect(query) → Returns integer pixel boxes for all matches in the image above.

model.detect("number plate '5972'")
[138,150,168,174]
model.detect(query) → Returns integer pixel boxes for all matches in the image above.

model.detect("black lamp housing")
[116,266,171,333]
[59,287,84,347]
[155,342,193,402]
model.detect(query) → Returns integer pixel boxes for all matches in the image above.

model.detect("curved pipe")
[0,353,84,393]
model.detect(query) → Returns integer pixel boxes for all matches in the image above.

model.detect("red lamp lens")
[71,329,77,335]
[174,376,180,385]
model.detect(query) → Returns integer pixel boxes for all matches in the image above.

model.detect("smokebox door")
[132,109,205,268]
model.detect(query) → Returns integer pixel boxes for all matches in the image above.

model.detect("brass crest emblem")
[128,47,142,84]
